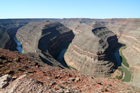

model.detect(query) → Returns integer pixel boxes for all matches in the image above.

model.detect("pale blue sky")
[0,0,140,19]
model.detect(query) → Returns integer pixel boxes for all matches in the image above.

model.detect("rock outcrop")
[0,26,9,48]
[60,18,140,87]
[60,18,98,34]
[97,19,140,87]
[16,21,74,68]
[0,74,11,88]
[0,75,50,93]
[1,18,140,88]
[0,49,139,93]
[0,19,48,51]
[64,23,118,77]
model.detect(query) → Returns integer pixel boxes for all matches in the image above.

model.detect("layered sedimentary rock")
[61,18,140,87]
[16,21,74,68]
[64,23,118,77]
[0,19,48,51]
[0,26,9,48]
[98,19,140,67]
[97,19,140,87]
[60,18,98,34]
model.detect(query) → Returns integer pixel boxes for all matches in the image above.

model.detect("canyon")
[0,18,140,92]
[64,23,119,77]
[60,18,140,87]
[16,21,74,68]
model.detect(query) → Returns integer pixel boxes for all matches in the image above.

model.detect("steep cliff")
[1,18,140,88]
[16,21,74,68]
[0,26,9,48]
[0,19,48,51]
[98,19,140,87]
[64,23,118,77]
[60,18,140,87]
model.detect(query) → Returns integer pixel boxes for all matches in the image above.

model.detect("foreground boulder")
[0,74,11,88]
[0,75,50,93]
[64,23,118,77]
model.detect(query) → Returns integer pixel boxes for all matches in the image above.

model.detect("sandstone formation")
[97,19,140,87]
[60,18,97,34]
[0,19,48,51]
[64,23,118,77]
[0,74,11,88]
[0,75,50,93]
[60,18,140,87]
[0,26,9,48]
[0,49,139,93]
[1,18,140,88]
[16,21,74,68]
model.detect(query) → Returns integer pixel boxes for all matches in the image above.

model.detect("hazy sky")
[0,0,140,19]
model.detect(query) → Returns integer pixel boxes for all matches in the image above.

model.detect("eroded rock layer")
[64,23,118,77]
[60,18,140,87]
[16,21,74,68]
[0,19,48,51]
[97,19,140,87]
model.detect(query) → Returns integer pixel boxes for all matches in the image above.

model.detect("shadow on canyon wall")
[38,27,75,68]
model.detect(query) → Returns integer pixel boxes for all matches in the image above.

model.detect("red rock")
[0,48,140,92]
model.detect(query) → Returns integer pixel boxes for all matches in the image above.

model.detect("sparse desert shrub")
[68,66,77,70]
[115,67,123,80]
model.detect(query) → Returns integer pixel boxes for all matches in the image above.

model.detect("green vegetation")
[68,66,77,70]
[119,46,129,67]
[116,43,131,82]
[115,67,123,80]
[121,65,131,82]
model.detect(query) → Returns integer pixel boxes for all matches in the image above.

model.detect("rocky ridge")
[97,19,140,87]
[0,19,49,51]
[64,23,118,78]
[0,48,140,93]
[60,18,140,87]
[16,21,74,68]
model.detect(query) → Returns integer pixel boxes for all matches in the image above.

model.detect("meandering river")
[56,48,68,67]
[57,47,131,82]
[114,48,131,82]
[13,37,23,53]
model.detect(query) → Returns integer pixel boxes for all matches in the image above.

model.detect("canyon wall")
[0,19,48,51]
[16,21,74,68]
[64,23,118,77]
[0,26,9,48]
[98,19,140,87]
[1,18,140,87]
[60,18,140,87]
